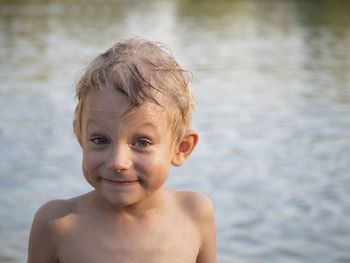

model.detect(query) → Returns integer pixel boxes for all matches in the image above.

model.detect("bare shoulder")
[171,190,217,263]
[31,197,81,235]
[175,190,215,221]
[35,198,75,221]
[27,197,82,263]
[32,191,92,223]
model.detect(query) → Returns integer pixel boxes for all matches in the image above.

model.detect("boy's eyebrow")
[85,117,159,130]
[139,122,158,129]
[85,118,99,129]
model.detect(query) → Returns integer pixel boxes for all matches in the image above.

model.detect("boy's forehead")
[85,87,128,107]
[83,88,169,123]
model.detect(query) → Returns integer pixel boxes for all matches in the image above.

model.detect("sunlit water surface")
[1,0,350,262]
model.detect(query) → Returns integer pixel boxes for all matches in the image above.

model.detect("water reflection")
[1,0,350,262]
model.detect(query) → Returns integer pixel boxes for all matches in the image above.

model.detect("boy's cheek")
[82,153,103,182]
[82,150,102,170]
[138,154,172,176]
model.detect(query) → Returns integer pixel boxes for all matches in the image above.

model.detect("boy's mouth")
[102,177,138,186]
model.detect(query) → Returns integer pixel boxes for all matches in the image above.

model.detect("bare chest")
[56,216,200,263]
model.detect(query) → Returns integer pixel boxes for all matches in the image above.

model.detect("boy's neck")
[89,188,166,220]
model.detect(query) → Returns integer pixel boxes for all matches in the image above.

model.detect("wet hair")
[73,37,195,145]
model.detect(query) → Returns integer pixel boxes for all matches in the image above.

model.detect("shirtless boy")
[27,38,217,263]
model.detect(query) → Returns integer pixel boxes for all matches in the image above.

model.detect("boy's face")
[80,87,176,208]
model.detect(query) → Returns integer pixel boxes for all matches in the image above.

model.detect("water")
[1,0,350,262]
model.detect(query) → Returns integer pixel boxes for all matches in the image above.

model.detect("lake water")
[1,0,350,262]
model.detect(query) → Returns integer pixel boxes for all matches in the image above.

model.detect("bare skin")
[27,87,217,263]
[27,189,216,263]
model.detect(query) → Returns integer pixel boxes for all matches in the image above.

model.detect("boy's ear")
[171,130,199,167]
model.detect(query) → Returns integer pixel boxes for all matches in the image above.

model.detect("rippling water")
[1,0,350,262]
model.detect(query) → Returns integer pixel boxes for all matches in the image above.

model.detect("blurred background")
[0,0,350,262]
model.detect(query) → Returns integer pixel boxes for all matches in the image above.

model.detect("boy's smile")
[80,87,176,209]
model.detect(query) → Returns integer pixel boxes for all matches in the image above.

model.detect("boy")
[27,38,217,263]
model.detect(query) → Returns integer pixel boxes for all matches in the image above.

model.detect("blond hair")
[73,37,195,145]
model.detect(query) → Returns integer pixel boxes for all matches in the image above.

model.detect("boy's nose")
[107,145,132,172]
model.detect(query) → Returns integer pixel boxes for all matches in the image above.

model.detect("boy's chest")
[56,215,200,263]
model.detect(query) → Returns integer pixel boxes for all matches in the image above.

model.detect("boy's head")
[73,37,195,147]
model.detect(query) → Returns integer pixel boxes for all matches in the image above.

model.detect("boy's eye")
[91,137,110,145]
[133,139,151,148]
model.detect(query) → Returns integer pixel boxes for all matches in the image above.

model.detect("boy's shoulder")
[169,189,215,222]
[170,189,217,262]
[27,197,81,262]
[31,198,77,236]
[32,193,90,233]
[34,198,75,221]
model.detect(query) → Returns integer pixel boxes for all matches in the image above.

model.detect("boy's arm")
[182,191,217,263]
[27,201,61,263]
[195,195,217,263]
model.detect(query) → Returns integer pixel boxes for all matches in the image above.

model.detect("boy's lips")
[102,177,138,186]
